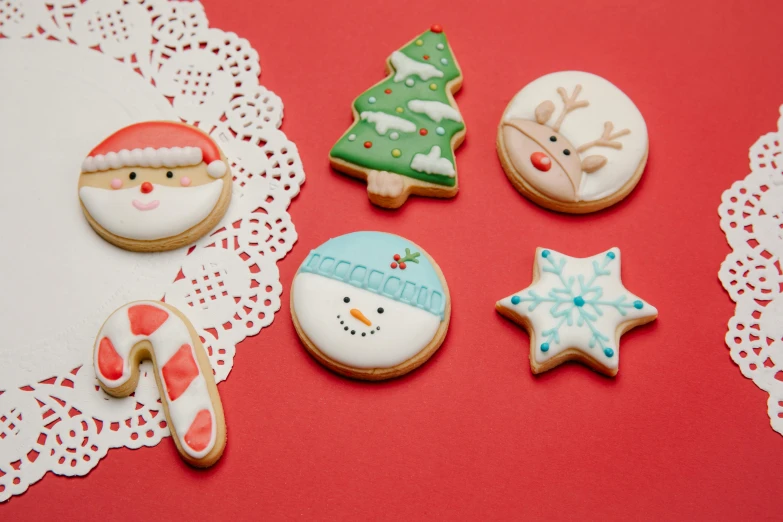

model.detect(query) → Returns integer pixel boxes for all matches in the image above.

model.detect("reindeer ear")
[582,155,607,173]
[535,101,555,124]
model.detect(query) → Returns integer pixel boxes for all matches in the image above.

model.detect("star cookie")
[496,247,657,376]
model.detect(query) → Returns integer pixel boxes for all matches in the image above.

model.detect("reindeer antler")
[576,121,631,153]
[552,85,589,132]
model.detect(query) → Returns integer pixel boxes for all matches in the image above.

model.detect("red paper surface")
[6,0,783,519]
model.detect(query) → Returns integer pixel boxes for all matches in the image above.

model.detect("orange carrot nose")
[350,308,372,327]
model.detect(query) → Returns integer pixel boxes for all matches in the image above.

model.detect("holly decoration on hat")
[390,248,421,270]
[330,25,464,189]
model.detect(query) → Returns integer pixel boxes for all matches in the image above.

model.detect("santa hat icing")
[298,231,446,319]
[81,121,227,178]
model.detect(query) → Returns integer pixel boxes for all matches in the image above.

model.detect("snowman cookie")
[291,231,450,380]
[497,72,648,213]
[78,121,232,252]
[496,247,657,376]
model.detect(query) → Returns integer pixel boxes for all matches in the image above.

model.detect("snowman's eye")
[549,136,557,142]
[563,149,571,156]
[166,171,174,178]
[377,307,384,314]
[343,297,350,303]
[129,172,137,180]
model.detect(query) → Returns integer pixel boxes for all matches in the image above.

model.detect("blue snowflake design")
[510,249,645,358]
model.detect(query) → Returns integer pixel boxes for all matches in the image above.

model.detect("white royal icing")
[390,51,443,83]
[293,272,441,369]
[502,71,648,201]
[82,146,203,173]
[497,248,657,372]
[79,179,223,241]
[410,145,455,176]
[94,301,217,459]
[360,111,417,135]
[407,99,462,123]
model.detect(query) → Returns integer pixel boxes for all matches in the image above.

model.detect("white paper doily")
[719,105,783,437]
[0,0,305,501]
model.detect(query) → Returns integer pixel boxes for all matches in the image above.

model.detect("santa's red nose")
[530,152,552,172]
[140,182,153,194]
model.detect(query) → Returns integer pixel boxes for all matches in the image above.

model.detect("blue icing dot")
[604,348,614,357]
[542,249,550,258]
[436,126,445,135]
[368,96,376,104]
[511,295,521,305]
[607,251,616,259]
[573,296,585,307]
[633,300,643,309]
[541,342,550,352]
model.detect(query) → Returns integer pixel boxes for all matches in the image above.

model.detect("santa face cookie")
[291,231,450,380]
[497,72,648,213]
[496,248,657,376]
[78,121,232,252]
[329,25,465,209]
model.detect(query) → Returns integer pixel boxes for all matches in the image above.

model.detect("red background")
[7,0,783,519]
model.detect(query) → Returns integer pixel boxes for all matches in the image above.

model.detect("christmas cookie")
[330,25,465,209]
[78,121,232,251]
[496,248,657,376]
[93,300,226,467]
[497,72,648,213]
[291,231,450,380]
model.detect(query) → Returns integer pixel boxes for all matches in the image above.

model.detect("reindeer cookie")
[497,72,648,213]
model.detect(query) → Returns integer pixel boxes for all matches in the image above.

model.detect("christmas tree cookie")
[330,25,465,209]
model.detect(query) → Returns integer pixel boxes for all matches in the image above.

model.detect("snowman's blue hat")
[298,231,446,319]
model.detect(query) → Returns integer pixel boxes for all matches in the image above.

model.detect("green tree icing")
[330,27,464,187]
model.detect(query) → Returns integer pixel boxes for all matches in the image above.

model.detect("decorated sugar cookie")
[93,300,226,467]
[78,121,232,251]
[330,25,465,209]
[291,232,450,380]
[496,248,657,376]
[497,72,648,213]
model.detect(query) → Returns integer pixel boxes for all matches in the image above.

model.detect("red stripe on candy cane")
[97,337,124,380]
[161,344,200,401]
[128,304,169,336]
[184,409,213,452]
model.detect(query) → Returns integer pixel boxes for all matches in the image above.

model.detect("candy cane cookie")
[93,301,226,467]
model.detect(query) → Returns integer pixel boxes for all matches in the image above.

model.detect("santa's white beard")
[79,180,223,241]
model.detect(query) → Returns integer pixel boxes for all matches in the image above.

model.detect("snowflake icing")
[498,248,657,374]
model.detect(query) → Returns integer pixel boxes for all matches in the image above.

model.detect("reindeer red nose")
[140,182,153,194]
[530,152,552,172]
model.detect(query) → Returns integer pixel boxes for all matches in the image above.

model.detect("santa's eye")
[549,136,557,142]
[343,297,350,303]
[563,149,571,156]
[129,172,137,180]
[166,171,174,178]
[377,307,384,314]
